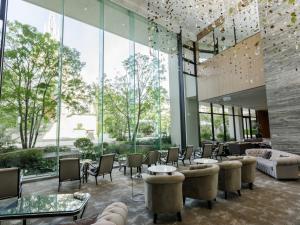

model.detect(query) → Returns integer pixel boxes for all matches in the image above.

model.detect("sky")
[7,0,170,91]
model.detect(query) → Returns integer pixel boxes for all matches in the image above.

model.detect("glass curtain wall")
[0,0,176,177]
[199,103,257,143]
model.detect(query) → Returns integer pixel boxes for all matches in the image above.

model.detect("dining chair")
[58,158,81,192]
[0,167,22,199]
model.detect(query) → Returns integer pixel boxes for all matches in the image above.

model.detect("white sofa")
[246,148,300,179]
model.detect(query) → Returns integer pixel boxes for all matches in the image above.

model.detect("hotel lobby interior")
[0,0,299,225]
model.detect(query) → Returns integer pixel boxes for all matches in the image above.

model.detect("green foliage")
[1,21,91,149]
[74,138,94,159]
[43,146,71,153]
[0,149,43,172]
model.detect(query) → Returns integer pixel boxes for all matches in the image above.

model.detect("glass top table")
[194,158,218,164]
[148,165,177,175]
[0,192,90,225]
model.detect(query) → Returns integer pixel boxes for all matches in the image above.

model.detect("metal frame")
[177,30,186,151]
[0,0,8,98]
[199,104,257,143]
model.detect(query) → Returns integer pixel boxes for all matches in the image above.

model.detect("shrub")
[74,138,94,159]
[43,146,71,153]
[0,149,43,172]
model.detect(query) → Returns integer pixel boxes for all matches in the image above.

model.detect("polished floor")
[1,164,300,225]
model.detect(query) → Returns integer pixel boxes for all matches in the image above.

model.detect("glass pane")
[183,48,194,61]
[199,102,211,113]
[61,2,100,160]
[225,115,235,141]
[183,61,195,75]
[242,108,250,116]
[251,117,258,138]
[250,109,256,117]
[214,115,224,141]
[199,52,214,63]
[0,0,62,177]
[200,114,212,141]
[213,104,223,114]
[224,106,233,115]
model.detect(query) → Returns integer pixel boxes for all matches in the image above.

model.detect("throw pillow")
[262,151,272,159]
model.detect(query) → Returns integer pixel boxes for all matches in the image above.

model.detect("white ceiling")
[202,86,267,110]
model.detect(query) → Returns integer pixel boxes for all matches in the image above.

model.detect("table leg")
[80,203,88,219]
[73,215,78,221]
[23,219,26,225]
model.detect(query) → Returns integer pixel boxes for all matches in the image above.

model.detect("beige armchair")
[0,167,22,200]
[218,161,242,199]
[179,145,193,166]
[58,158,81,192]
[181,164,219,209]
[143,172,185,223]
[143,151,159,167]
[161,147,179,167]
[88,153,115,185]
[123,153,143,177]
[240,156,257,189]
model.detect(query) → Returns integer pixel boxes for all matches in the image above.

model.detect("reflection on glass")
[214,115,224,141]
[200,113,212,141]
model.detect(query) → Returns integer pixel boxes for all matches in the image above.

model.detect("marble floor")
[1,164,300,225]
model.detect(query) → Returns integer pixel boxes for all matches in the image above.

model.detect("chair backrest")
[217,143,224,155]
[167,147,179,162]
[98,154,115,175]
[127,154,143,167]
[0,167,20,200]
[202,144,213,158]
[145,151,158,165]
[185,145,194,160]
[59,158,80,182]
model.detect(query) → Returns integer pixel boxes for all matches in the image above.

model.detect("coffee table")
[148,165,176,175]
[0,193,90,225]
[194,158,218,164]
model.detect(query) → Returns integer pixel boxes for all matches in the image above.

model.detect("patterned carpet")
[1,165,300,225]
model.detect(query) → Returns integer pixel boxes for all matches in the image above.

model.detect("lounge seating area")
[1,0,300,224]
[0,159,298,225]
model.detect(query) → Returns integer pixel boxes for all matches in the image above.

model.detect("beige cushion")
[218,161,242,192]
[95,202,127,225]
[92,220,116,225]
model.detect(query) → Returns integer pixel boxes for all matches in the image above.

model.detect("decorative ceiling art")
[111,0,260,41]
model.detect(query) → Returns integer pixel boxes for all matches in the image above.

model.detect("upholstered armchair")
[213,143,225,160]
[218,161,242,199]
[143,172,185,223]
[88,153,115,185]
[240,156,257,189]
[161,147,179,167]
[143,151,159,167]
[179,145,193,166]
[0,167,22,200]
[181,164,219,209]
[58,158,81,192]
[123,153,143,177]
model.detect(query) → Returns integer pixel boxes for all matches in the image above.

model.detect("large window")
[199,103,257,143]
[0,0,176,178]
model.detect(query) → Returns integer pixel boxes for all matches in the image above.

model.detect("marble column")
[258,0,300,154]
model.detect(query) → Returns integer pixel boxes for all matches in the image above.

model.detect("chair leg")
[224,191,227,199]
[176,212,182,221]
[95,176,98,185]
[182,159,185,166]
[183,196,186,205]
[153,213,157,224]
[58,182,61,192]
[177,161,178,167]
[207,200,212,209]
[237,190,241,196]
[249,183,253,190]
[189,159,191,165]
[110,173,112,182]
[130,168,132,177]
[124,166,126,175]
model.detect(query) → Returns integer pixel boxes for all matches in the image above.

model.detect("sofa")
[181,164,219,209]
[60,202,128,225]
[246,148,300,179]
